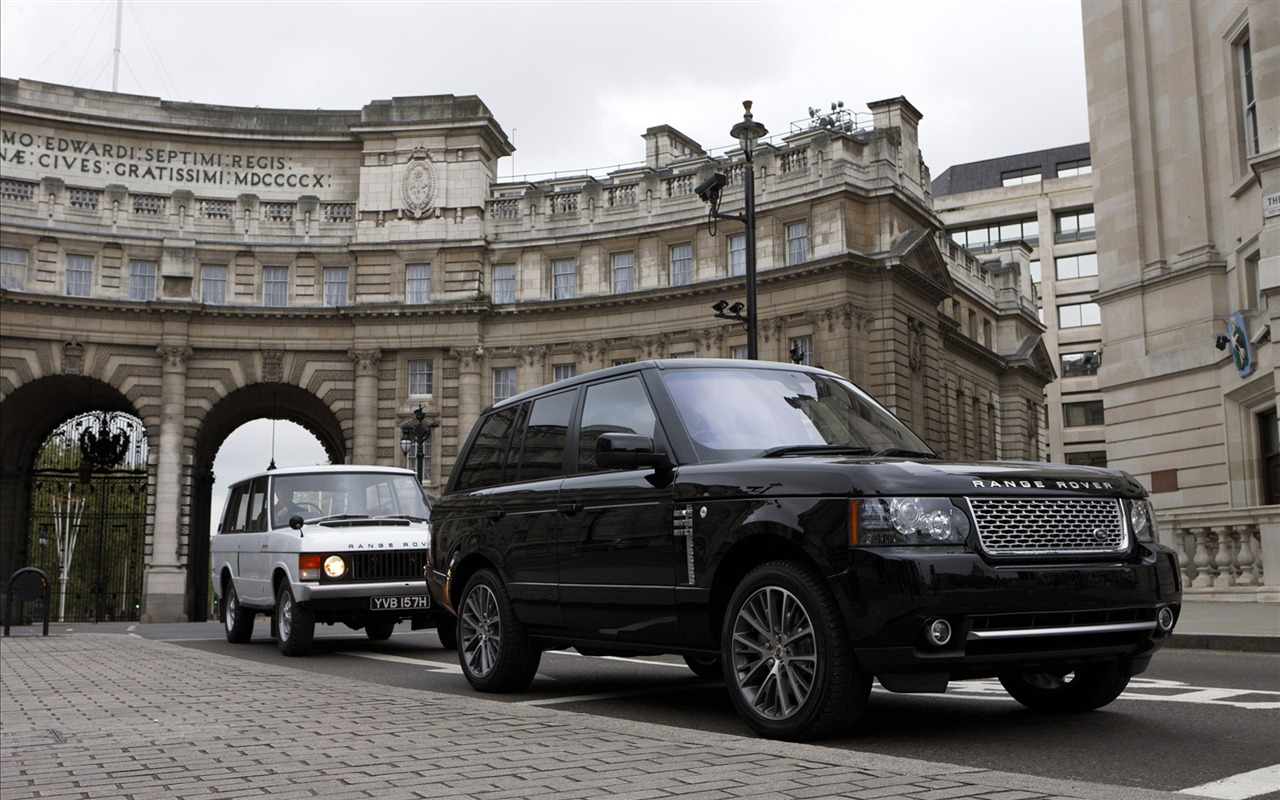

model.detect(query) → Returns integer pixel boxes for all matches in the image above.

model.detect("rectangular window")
[512,390,576,482]
[409,359,433,396]
[201,264,227,305]
[552,258,576,300]
[492,264,516,304]
[730,345,749,359]
[493,367,517,401]
[263,266,288,307]
[788,336,812,366]
[612,251,636,294]
[1055,208,1096,243]
[1056,159,1092,178]
[129,260,157,301]
[1055,252,1098,280]
[728,234,746,276]
[66,255,93,297]
[323,267,349,307]
[406,264,431,305]
[1261,407,1280,505]
[1029,259,1041,284]
[1,247,28,291]
[1240,33,1259,157]
[1058,302,1101,328]
[670,244,692,287]
[1061,350,1101,378]
[553,364,576,382]
[1066,450,1108,468]
[1064,400,1105,428]
[611,358,635,366]
[786,221,809,266]
[951,217,1038,252]
[1001,168,1042,187]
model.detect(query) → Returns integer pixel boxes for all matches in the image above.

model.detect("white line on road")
[1178,763,1280,799]
[339,651,463,673]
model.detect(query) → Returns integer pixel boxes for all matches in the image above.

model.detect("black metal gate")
[24,412,148,624]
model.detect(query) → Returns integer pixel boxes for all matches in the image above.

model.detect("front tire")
[683,654,723,679]
[722,561,870,741]
[435,614,458,651]
[223,583,254,644]
[276,584,315,657]
[365,619,396,641]
[457,568,541,692]
[999,662,1130,712]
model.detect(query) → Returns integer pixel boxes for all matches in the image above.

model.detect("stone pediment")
[883,229,955,301]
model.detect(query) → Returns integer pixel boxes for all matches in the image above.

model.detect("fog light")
[925,618,953,647]
[1157,606,1175,632]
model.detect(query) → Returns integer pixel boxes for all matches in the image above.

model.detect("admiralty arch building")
[0,79,1052,622]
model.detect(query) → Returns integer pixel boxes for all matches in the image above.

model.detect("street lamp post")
[701,101,768,359]
[399,406,438,484]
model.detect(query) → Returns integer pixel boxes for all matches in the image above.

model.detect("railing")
[1162,507,1278,598]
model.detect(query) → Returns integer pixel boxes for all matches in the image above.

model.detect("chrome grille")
[347,549,429,582]
[967,498,1127,556]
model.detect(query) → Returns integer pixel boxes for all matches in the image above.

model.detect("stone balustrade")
[1162,506,1280,602]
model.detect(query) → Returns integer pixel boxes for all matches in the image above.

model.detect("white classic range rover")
[210,465,451,655]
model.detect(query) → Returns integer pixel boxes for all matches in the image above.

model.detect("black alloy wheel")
[457,568,541,692]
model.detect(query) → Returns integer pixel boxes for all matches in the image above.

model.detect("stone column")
[144,344,192,623]
[517,345,547,394]
[348,349,382,465]
[451,346,486,443]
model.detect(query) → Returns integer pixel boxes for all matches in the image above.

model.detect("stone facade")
[1083,0,1279,601]
[0,79,1048,621]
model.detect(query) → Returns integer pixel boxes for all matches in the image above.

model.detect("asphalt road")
[96,619,1280,799]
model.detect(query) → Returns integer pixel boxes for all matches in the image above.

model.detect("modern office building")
[0,80,1049,621]
[1083,0,1277,601]
[933,143,1102,468]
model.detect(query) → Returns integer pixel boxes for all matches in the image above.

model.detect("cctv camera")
[695,173,728,203]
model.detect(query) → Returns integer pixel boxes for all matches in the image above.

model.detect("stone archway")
[185,383,346,620]
[0,376,139,605]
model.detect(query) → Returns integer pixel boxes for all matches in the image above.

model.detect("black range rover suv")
[426,359,1181,740]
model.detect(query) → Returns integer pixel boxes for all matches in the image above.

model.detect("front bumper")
[838,545,1182,691]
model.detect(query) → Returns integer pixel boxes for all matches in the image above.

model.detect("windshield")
[268,472,431,529]
[661,367,933,462]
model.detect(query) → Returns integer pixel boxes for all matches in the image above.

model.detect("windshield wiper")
[378,514,429,522]
[762,445,873,458]
[872,448,940,459]
[314,514,371,523]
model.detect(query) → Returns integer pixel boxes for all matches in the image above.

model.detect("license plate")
[370,595,431,611]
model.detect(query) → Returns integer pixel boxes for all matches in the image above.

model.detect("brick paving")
[1,634,1186,800]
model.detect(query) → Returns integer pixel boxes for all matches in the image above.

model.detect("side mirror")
[289,515,305,531]
[595,433,672,470]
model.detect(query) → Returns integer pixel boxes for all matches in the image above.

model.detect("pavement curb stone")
[0,634,1191,800]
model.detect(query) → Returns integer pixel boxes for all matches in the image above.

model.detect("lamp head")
[730,100,768,161]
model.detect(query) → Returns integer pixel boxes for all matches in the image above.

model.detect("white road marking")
[519,682,725,706]
[932,677,1280,710]
[547,650,697,670]
[1177,764,1280,799]
[339,651,463,673]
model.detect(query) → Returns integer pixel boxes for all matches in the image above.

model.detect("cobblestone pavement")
[0,634,1190,800]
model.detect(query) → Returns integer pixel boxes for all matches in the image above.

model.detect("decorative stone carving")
[63,341,84,375]
[400,146,438,220]
[449,345,486,371]
[156,345,193,371]
[630,333,671,359]
[908,318,926,373]
[348,348,382,376]
[262,349,284,383]
[518,345,548,367]
[570,340,610,364]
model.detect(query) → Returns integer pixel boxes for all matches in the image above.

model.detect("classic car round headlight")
[323,555,348,579]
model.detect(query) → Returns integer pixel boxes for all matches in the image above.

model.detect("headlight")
[855,498,971,545]
[1127,498,1157,542]
[323,555,348,579]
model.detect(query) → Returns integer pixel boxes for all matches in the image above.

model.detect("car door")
[234,475,273,605]
[557,374,679,644]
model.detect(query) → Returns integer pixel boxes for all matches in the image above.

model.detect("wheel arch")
[706,527,824,645]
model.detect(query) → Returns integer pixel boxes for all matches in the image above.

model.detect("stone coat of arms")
[401,146,438,219]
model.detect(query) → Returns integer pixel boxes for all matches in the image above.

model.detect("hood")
[675,457,1146,500]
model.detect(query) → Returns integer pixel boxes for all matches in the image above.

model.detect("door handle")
[557,500,583,516]
[484,508,505,521]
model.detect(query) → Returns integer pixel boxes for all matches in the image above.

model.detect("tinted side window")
[455,406,519,492]
[512,389,577,482]
[577,376,659,472]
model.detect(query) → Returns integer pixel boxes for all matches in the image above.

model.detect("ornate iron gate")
[24,412,148,623]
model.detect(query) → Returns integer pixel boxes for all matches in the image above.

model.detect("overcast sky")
[2,0,1091,519]
[0,0,1090,180]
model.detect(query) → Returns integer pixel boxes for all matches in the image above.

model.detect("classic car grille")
[967,498,1127,556]
[347,549,429,582]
